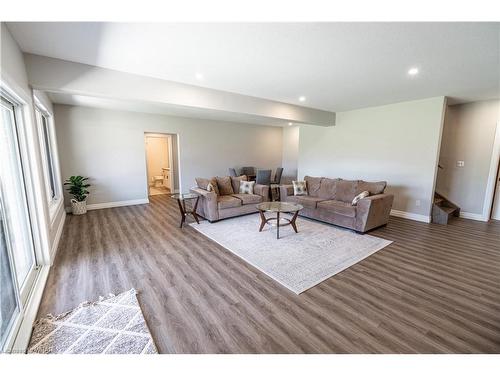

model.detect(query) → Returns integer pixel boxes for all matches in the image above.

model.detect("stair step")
[441,206,457,215]
[434,198,444,204]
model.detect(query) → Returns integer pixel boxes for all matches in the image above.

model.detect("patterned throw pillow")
[239,180,255,194]
[293,181,308,196]
[352,190,370,206]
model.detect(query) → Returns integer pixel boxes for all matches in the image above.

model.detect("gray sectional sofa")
[190,176,269,222]
[280,176,394,233]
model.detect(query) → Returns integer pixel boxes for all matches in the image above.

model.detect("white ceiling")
[7,22,500,111]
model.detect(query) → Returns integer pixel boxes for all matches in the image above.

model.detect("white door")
[492,162,500,220]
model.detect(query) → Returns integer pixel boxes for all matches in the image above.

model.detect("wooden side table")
[171,193,200,228]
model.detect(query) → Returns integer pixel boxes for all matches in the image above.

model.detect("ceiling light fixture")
[408,67,419,76]
[288,122,293,126]
[195,73,204,80]
[299,96,306,102]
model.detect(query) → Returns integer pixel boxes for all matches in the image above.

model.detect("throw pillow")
[293,180,308,196]
[195,177,210,190]
[216,176,234,195]
[231,175,248,193]
[207,177,220,195]
[239,180,255,194]
[352,190,370,206]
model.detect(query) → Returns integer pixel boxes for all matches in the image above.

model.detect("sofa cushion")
[317,200,357,217]
[358,180,387,195]
[232,193,262,205]
[217,195,242,209]
[216,176,234,195]
[335,179,359,203]
[287,195,326,209]
[304,176,323,197]
[318,177,340,199]
[231,175,248,193]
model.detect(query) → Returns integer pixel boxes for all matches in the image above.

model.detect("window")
[1,93,38,349]
[35,104,60,207]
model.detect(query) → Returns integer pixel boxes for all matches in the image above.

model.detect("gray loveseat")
[280,176,394,233]
[190,176,270,222]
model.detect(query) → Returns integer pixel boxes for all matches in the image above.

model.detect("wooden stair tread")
[440,206,457,214]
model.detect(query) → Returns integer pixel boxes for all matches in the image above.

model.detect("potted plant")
[64,176,91,215]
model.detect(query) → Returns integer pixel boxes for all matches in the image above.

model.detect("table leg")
[276,211,280,239]
[290,210,299,233]
[177,198,186,228]
[192,196,200,224]
[259,210,266,232]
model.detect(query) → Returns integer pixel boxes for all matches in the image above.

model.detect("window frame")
[34,96,62,223]
[0,84,41,352]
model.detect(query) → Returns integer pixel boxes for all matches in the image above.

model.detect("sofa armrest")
[279,184,294,201]
[190,187,219,221]
[254,184,270,202]
[355,193,394,232]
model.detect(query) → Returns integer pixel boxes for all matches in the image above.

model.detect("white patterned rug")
[191,214,392,294]
[28,289,158,354]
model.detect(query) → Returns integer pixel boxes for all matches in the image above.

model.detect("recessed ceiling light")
[195,73,204,80]
[288,122,293,126]
[408,67,419,76]
[299,96,306,102]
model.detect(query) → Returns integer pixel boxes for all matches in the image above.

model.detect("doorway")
[144,133,175,196]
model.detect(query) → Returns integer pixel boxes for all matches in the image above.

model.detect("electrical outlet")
[457,160,465,167]
[416,200,421,207]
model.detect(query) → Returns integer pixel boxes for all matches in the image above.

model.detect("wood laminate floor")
[38,195,500,353]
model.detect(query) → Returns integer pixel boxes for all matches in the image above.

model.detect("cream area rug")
[28,289,158,354]
[191,214,392,294]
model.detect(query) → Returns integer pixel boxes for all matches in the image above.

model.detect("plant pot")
[71,199,87,215]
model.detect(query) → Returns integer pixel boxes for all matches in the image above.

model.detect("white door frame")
[483,121,500,220]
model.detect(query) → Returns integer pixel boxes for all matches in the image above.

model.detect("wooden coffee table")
[256,202,303,239]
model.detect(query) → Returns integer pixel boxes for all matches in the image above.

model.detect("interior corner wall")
[298,97,446,218]
[436,99,500,216]
[53,104,284,206]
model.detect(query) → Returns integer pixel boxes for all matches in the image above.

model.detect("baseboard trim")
[10,265,50,353]
[390,209,431,223]
[460,211,488,222]
[65,198,150,213]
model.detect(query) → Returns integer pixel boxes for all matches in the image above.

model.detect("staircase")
[432,193,460,224]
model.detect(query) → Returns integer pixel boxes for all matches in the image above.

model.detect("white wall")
[298,97,446,219]
[281,125,300,184]
[436,100,500,216]
[54,104,284,206]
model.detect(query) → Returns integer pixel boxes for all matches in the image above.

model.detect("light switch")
[456,160,465,167]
